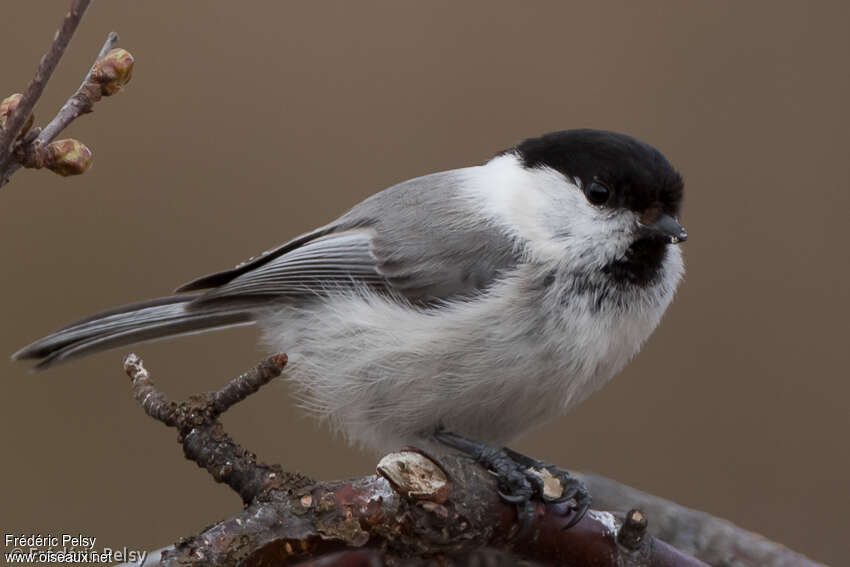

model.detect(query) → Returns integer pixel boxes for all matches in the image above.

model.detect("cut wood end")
[377,450,449,503]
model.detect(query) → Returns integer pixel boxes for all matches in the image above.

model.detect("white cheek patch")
[461,154,637,265]
[460,154,558,259]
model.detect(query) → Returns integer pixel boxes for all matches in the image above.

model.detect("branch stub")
[617,508,649,551]
[377,450,449,504]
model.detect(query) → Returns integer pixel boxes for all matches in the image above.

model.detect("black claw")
[563,488,592,530]
[556,483,579,503]
[433,430,591,535]
[514,499,537,540]
[564,502,590,530]
[498,491,528,504]
[563,511,583,530]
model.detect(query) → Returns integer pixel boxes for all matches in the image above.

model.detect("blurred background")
[1,1,847,564]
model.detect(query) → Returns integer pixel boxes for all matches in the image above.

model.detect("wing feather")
[188,169,523,308]
[191,229,385,303]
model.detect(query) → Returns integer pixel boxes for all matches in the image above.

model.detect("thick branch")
[0,0,91,184]
[153,450,708,567]
[576,473,828,567]
[124,355,714,567]
[117,356,828,566]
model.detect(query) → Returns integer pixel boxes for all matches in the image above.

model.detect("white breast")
[259,247,682,453]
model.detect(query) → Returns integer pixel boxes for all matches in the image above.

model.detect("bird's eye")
[585,181,610,205]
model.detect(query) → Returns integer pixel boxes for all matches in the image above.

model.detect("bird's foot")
[433,429,590,538]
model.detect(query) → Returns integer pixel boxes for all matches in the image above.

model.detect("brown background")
[1,1,847,564]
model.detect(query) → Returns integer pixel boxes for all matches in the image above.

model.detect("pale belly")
[260,278,667,453]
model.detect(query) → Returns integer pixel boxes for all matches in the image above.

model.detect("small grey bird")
[14,129,686,528]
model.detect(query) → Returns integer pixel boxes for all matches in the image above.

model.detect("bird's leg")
[433,429,590,537]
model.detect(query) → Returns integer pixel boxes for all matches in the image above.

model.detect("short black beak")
[646,214,688,244]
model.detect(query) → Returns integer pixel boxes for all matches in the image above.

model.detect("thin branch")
[0,0,91,184]
[208,353,291,414]
[6,31,132,180]
[79,33,121,96]
[124,353,313,505]
[36,31,120,144]
[125,353,179,426]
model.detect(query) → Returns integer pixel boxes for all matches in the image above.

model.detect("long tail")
[12,295,255,371]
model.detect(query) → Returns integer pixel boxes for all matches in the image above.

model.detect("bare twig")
[125,353,178,426]
[10,33,133,179]
[208,354,291,414]
[0,0,91,184]
[0,3,135,187]
[36,31,120,144]
[124,353,313,505]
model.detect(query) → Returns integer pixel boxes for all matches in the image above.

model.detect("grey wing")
[338,168,522,301]
[186,168,522,307]
[191,228,386,303]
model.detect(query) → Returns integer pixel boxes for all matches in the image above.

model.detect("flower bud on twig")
[45,138,92,176]
[90,48,134,96]
[0,94,35,139]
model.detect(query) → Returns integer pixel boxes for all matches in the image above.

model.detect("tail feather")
[12,295,255,370]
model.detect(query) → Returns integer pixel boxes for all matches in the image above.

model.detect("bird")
[13,129,687,529]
